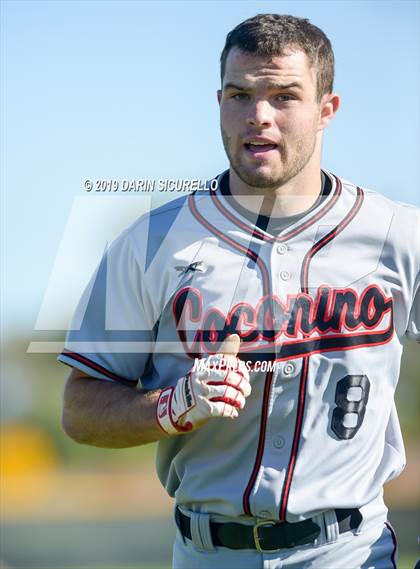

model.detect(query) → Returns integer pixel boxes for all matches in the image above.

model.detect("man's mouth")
[244,138,278,156]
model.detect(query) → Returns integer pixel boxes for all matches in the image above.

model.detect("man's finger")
[218,334,240,356]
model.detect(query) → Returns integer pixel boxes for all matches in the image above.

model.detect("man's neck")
[228,161,323,218]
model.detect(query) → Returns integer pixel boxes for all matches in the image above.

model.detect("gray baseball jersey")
[59,169,419,523]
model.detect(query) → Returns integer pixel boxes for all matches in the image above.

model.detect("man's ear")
[318,93,340,131]
[217,90,222,105]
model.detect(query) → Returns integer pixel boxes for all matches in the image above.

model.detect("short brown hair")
[220,14,335,100]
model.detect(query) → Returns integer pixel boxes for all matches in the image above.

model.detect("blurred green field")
[400,555,418,569]
[2,512,418,569]
[54,556,420,569]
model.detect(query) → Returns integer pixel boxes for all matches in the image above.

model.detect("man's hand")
[156,334,251,435]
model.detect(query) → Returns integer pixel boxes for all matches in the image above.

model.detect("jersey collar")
[210,169,342,243]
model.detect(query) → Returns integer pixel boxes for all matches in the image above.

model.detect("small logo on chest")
[175,261,205,275]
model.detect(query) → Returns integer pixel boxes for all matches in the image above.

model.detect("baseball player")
[59,14,419,569]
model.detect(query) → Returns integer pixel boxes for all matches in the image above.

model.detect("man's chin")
[233,165,286,190]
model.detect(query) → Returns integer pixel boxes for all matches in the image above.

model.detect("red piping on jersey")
[278,357,310,521]
[188,186,369,520]
[384,522,398,569]
[189,191,276,517]
[242,369,274,516]
[300,188,365,289]
[211,173,342,242]
[188,193,271,295]
[61,349,137,386]
[278,187,365,522]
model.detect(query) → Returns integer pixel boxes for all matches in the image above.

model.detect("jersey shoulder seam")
[334,174,419,212]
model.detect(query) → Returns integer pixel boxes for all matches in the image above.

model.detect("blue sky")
[1,0,419,338]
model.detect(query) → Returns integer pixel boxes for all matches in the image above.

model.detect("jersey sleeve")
[405,271,420,342]
[57,230,155,385]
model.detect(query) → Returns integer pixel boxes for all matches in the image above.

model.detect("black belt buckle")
[253,520,282,553]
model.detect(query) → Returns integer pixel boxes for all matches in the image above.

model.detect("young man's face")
[218,47,332,189]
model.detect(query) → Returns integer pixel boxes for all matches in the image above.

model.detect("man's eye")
[276,94,294,102]
[231,93,250,101]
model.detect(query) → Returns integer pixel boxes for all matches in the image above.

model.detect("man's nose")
[246,100,273,127]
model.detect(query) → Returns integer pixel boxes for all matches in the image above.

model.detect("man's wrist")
[156,386,193,435]
[156,387,178,434]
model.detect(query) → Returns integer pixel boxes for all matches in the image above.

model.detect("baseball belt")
[175,507,362,552]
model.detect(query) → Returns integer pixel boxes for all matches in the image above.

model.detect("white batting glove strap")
[156,378,195,435]
[156,355,251,436]
[156,387,180,435]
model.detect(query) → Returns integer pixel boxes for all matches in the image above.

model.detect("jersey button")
[273,435,285,449]
[276,243,288,255]
[280,270,291,281]
[283,362,296,376]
